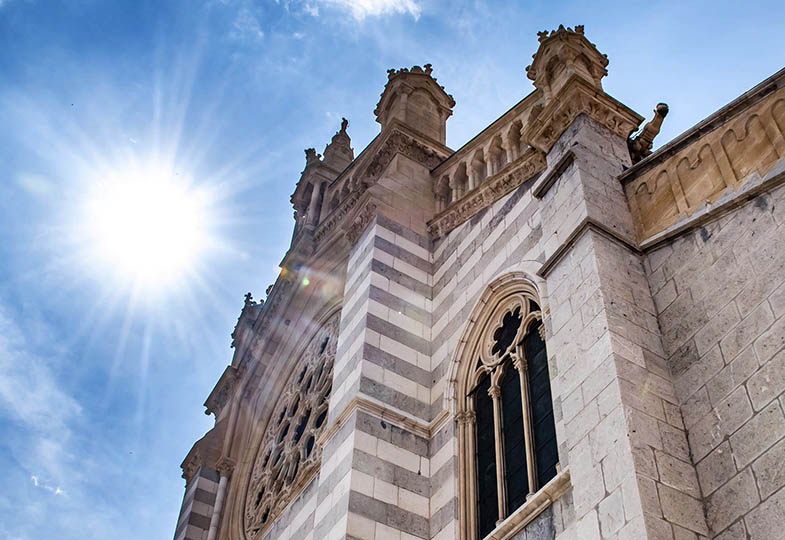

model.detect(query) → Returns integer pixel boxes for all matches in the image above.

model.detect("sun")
[84,165,209,286]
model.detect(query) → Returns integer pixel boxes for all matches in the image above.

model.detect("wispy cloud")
[230,7,265,42]
[0,304,80,486]
[31,475,66,496]
[284,0,420,20]
[328,0,421,20]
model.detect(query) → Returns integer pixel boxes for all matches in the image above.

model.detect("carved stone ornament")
[362,129,445,182]
[244,313,340,539]
[428,148,547,238]
[522,76,643,153]
[628,103,669,164]
[204,366,238,418]
[314,129,446,244]
[343,201,377,246]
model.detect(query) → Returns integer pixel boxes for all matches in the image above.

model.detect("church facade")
[174,26,785,540]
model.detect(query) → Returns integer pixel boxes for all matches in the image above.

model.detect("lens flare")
[84,165,210,286]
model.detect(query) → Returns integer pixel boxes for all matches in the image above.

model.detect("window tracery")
[244,313,339,539]
[457,286,558,540]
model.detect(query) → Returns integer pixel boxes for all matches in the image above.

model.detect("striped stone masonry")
[175,466,219,540]
[174,57,785,540]
[319,212,436,540]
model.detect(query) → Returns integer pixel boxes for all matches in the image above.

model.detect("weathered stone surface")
[174,27,785,540]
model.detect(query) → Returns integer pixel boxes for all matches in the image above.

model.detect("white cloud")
[0,305,81,486]
[0,310,81,439]
[302,0,421,20]
[230,7,265,42]
[31,475,66,496]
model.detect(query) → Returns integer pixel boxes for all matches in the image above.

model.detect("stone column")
[307,181,325,226]
[539,115,708,540]
[206,459,234,540]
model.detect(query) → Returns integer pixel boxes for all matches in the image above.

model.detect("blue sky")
[0,1,783,538]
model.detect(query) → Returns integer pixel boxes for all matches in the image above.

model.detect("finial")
[244,292,253,305]
[575,24,584,34]
[387,68,396,79]
[537,30,549,42]
[424,63,433,75]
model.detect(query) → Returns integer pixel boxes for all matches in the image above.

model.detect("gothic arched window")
[456,282,558,540]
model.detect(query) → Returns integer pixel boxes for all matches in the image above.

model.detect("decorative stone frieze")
[621,72,785,240]
[343,200,377,245]
[362,129,446,181]
[314,128,446,243]
[522,76,643,153]
[427,147,547,238]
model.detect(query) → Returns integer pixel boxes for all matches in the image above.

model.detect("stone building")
[173,25,785,540]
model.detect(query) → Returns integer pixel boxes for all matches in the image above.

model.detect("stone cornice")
[204,365,238,418]
[523,76,643,153]
[314,126,448,245]
[319,395,451,445]
[427,147,547,238]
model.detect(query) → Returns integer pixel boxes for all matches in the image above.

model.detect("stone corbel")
[343,200,378,246]
[522,76,643,153]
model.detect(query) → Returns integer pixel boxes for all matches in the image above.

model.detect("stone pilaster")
[539,114,708,539]
[174,465,220,540]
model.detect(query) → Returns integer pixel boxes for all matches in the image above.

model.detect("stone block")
[658,483,708,535]
[706,469,760,535]
[720,302,774,362]
[706,346,759,406]
[598,488,625,537]
[713,521,746,540]
[654,451,701,499]
[688,386,753,461]
[729,400,785,468]
[746,349,785,410]
[753,315,785,365]
[744,485,785,540]
[752,436,785,499]
[696,441,736,497]
[694,302,741,357]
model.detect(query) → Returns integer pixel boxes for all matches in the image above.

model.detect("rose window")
[244,313,339,538]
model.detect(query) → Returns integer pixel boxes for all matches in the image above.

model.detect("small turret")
[323,117,354,172]
[374,64,455,144]
[526,25,609,100]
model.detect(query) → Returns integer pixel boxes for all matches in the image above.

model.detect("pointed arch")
[448,272,559,540]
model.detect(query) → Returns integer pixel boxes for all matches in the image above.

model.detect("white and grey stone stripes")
[175,467,219,540]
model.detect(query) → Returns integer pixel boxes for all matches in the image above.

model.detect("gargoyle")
[628,103,669,163]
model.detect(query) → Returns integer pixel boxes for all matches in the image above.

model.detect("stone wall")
[646,179,785,540]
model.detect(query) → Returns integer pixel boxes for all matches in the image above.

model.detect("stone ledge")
[485,468,572,540]
[537,218,640,278]
[319,394,451,446]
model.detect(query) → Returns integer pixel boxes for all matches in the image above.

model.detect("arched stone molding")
[218,302,342,540]
[445,270,563,540]
[445,266,550,416]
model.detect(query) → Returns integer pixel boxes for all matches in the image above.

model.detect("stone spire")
[322,117,354,172]
[374,64,455,144]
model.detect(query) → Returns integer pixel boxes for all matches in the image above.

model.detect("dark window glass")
[523,321,558,488]
[500,362,528,514]
[473,374,498,538]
